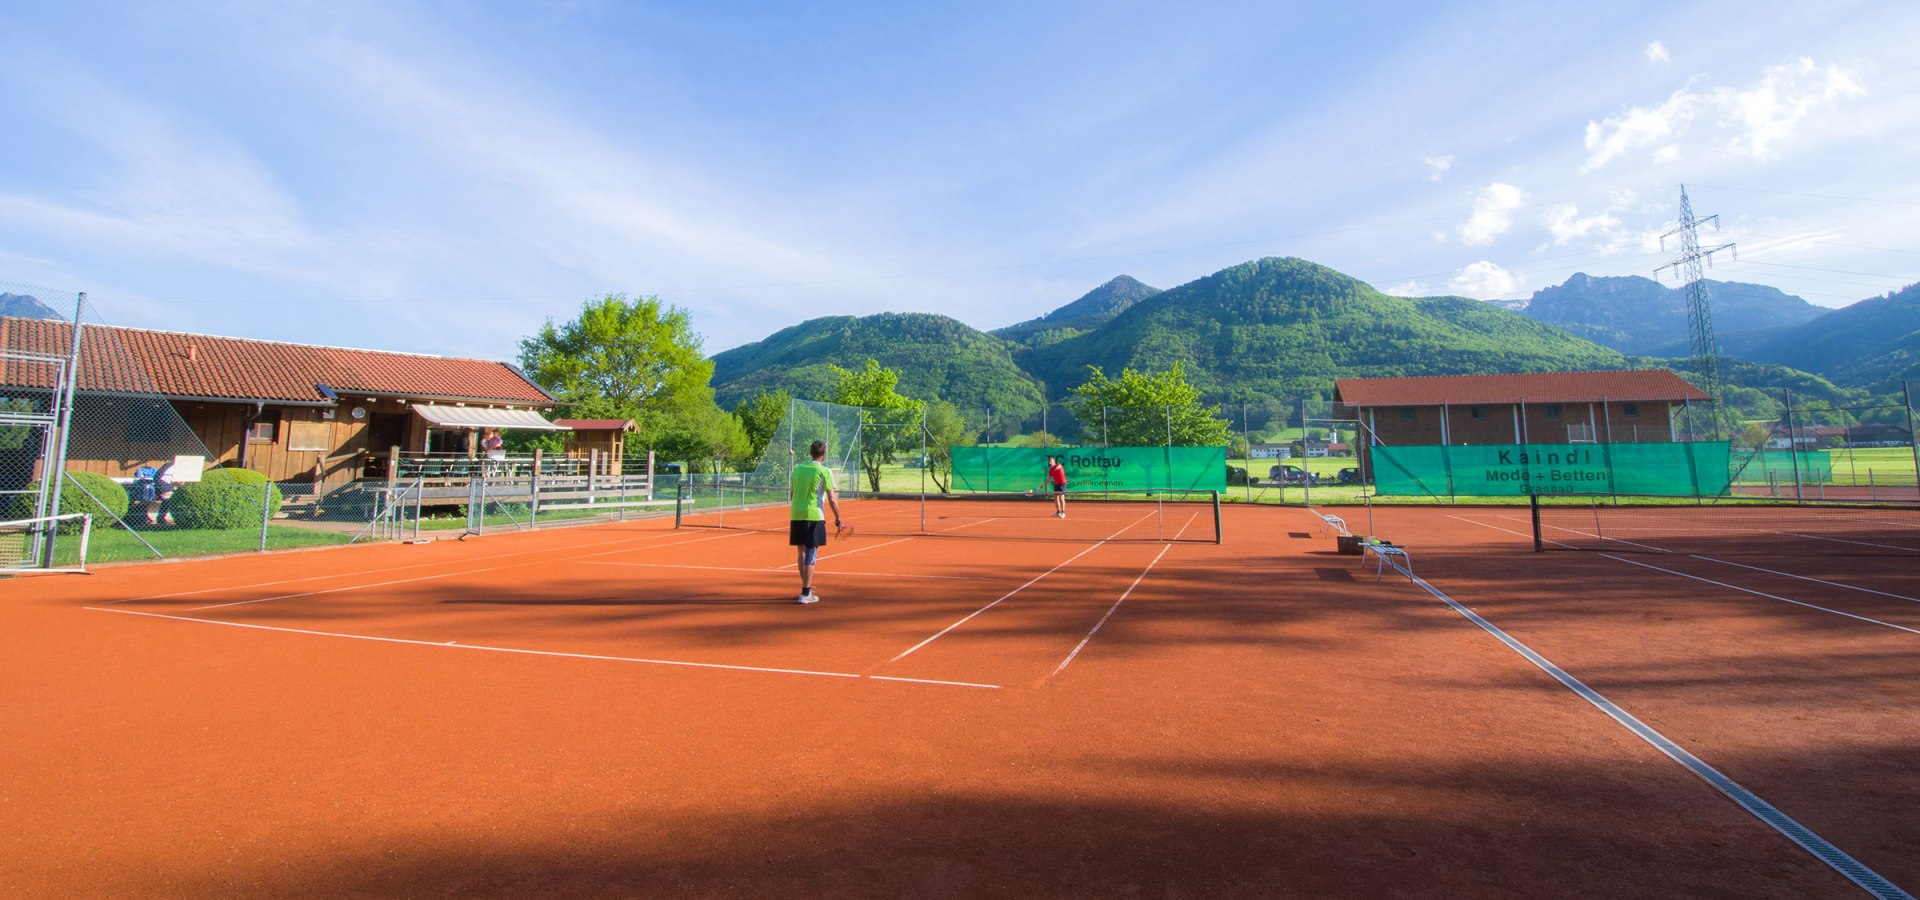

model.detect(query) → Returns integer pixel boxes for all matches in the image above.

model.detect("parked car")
[1267,463,1318,486]
[1336,467,1363,485]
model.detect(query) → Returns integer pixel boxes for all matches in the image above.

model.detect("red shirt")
[1048,462,1066,487]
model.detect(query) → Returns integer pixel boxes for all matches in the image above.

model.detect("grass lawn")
[1822,446,1919,485]
[52,524,355,566]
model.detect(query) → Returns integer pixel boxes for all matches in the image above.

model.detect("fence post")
[41,293,86,567]
[1905,380,1919,498]
[588,448,599,507]
[259,480,272,552]
[531,448,543,530]
[1242,401,1252,504]
[1784,389,1804,503]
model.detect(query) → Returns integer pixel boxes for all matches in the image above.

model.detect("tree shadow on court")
[126,751,1888,900]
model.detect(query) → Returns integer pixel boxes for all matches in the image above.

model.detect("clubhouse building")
[1332,370,1712,482]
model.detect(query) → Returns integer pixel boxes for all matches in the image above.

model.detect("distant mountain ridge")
[1018,258,1627,399]
[706,259,1905,434]
[0,293,63,320]
[1516,273,1824,355]
[992,275,1160,347]
[1744,282,1920,390]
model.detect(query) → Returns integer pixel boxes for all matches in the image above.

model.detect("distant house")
[1767,424,1848,450]
[1249,442,1291,459]
[1333,370,1711,480]
[1,317,562,485]
[1844,423,1913,447]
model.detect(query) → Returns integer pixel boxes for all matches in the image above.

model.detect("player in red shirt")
[1047,456,1067,518]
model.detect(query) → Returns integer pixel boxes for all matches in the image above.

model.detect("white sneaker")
[797,592,819,605]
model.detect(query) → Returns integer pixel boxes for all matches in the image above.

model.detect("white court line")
[1374,555,1914,900]
[1691,556,1920,604]
[1601,554,1920,636]
[586,560,993,582]
[1781,532,1920,553]
[1049,544,1171,681]
[86,606,1001,689]
[869,675,1001,690]
[1449,514,1575,548]
[885,510,1158,663]
[104,521,693,605]
[187,530,754,611]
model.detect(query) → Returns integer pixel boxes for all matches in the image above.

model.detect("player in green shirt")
[788,439,844,604]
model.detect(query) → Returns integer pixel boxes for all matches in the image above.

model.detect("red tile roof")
[1334,370,1708,407]
[555,418,635,431]
[0,317,554,405]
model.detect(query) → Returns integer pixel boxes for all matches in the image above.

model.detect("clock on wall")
[351,406,367,420]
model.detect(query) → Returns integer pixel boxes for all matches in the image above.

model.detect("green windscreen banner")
[952,446,1226,493]
[1371,442,1733,497]
[1735,451,1833,484]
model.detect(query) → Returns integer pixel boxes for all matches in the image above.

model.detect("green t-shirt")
[789,461,835,521]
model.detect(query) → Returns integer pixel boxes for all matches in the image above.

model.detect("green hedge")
[170,467,283,530]
[18,471,132,532]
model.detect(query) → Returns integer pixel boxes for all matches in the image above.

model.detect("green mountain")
[992,275,1160,348]
[1019,257,1628,400]
[1744,282,1920,390]
[1520,273,1825,355]
[710,312,1044,418]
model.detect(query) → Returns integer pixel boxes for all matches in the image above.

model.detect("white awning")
[412,405,571,431]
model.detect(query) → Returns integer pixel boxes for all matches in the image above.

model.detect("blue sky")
[1,0,1915,362]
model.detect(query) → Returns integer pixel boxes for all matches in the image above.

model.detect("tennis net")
[0,512,93,573]
[676,484,1222,543]
[1530,494,1920,557]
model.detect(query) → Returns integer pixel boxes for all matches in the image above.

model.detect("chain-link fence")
[2,283,684,567]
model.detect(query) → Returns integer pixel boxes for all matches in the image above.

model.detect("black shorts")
[1050,483,1065,493]
[789,520,827,548]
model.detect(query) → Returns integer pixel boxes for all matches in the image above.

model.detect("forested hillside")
[1744,283,1920,390]
[1018,258,1628,400]
[710,312,1044,419]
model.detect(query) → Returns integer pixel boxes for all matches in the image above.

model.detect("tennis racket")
[835,519,854,540]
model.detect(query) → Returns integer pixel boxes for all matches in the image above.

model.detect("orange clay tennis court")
[4,498,1917,897]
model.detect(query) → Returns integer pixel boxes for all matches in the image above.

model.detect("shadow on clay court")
[133,751,1887,899]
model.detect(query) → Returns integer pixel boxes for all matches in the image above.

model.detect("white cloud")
[1543,203,1622,246]
[1581,88,1698,172]
[1383,279,1427,296]
[1449,261,1521,299]
[1422,155,1453,181]
[1645,41,1670,65]
[1582,57,1865,171]
[1457,183,1525,246]
[1719,57,1866,159]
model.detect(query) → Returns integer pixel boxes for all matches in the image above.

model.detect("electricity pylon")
[1655,184,1736,441]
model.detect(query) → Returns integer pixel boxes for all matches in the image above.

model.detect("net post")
[1530,493,1543,553]
[674,480,686,528]
[76,513,92,572]
[1212,489,1222,544]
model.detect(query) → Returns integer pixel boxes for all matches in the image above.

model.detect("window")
[248,415,279,442]
[288,420,331,452]
[1622,402,1640,417]
[1545,404,1562,418]
[1398,408,1414,420]
[1470,406,1485,419]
